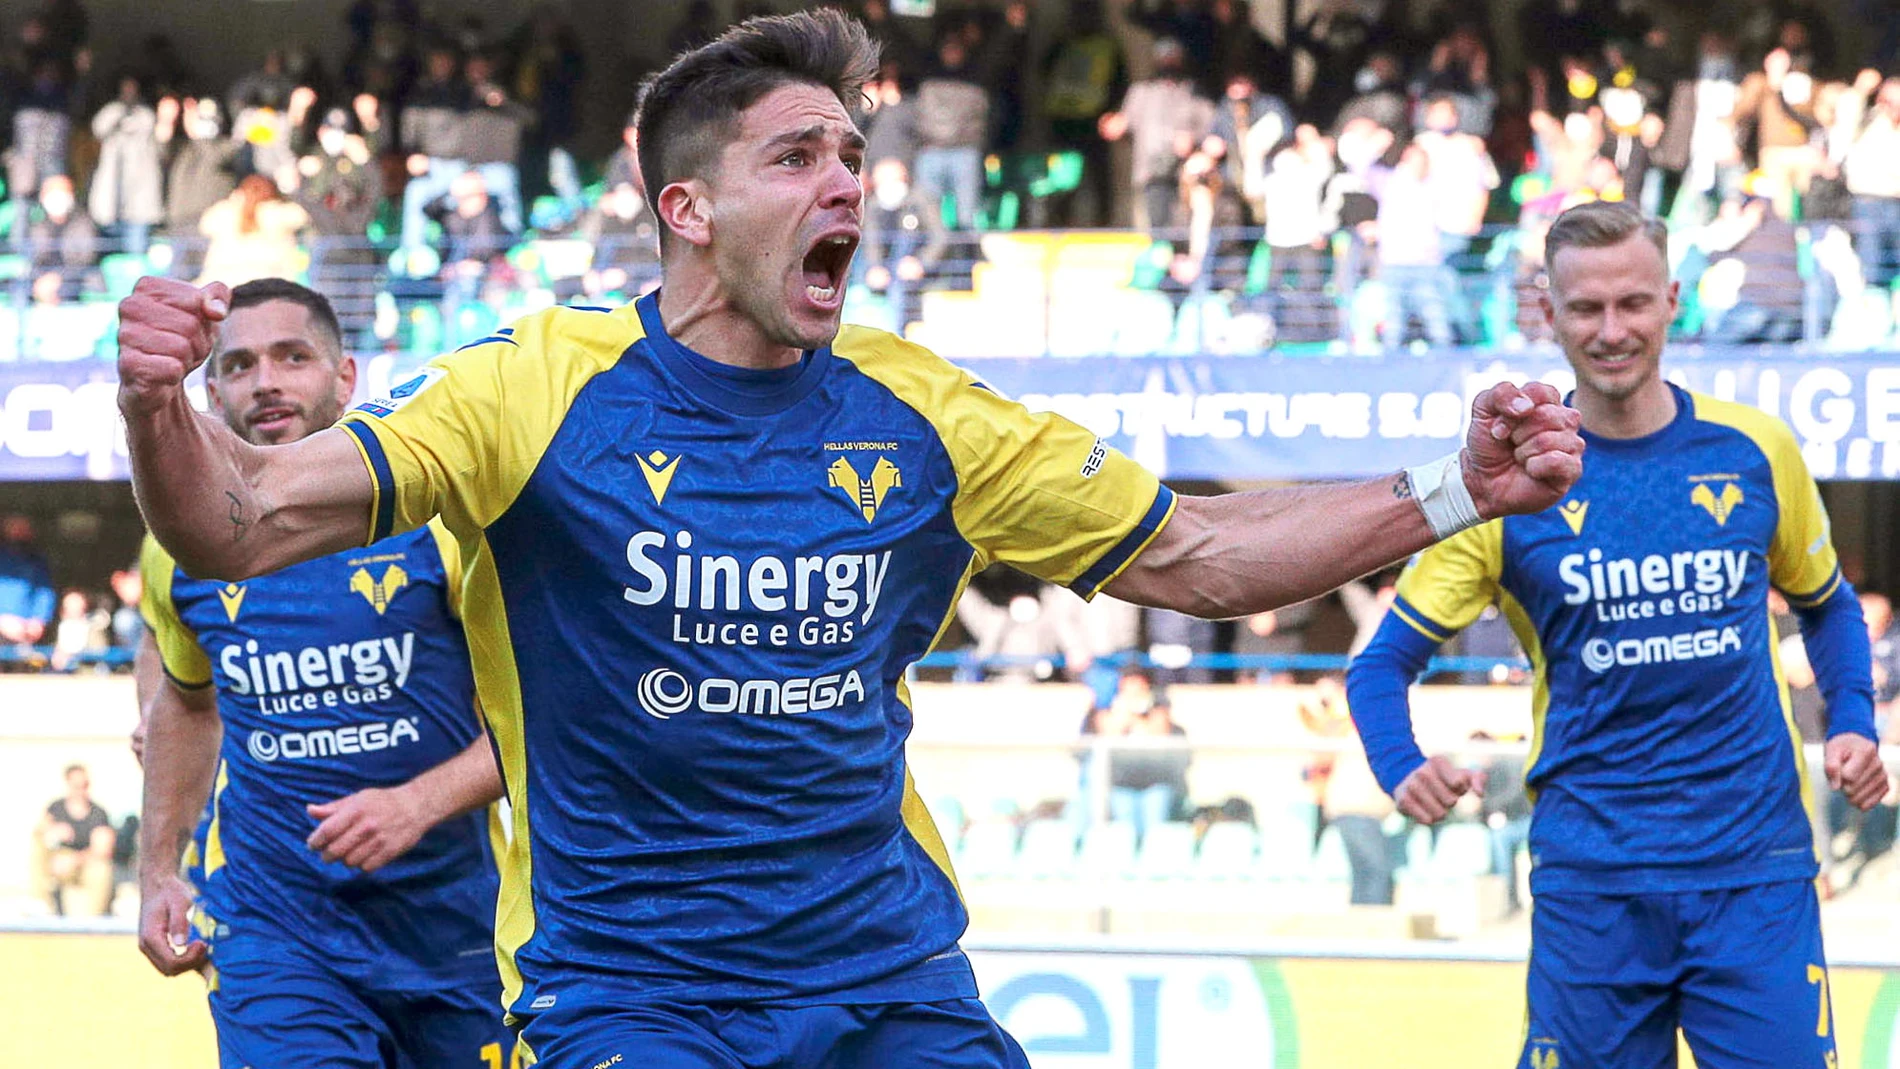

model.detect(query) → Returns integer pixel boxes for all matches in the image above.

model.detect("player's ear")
[1666,278,1680,319]
[334,354,358,409]
[657,179,714,249]
[654,178,709,248]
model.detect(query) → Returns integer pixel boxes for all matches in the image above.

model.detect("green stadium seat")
[0,253,30,281]
[1256,819,1316,882]
[98,253,150,300]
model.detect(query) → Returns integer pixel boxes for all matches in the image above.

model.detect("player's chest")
[176,535,451,687]
[520,388,965,588]
[1503,459,1774,622]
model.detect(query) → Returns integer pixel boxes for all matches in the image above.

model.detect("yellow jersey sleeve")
[1390,519,1505,642]
[1690,392,1843,607]
[833,328,1174,597]
[337,306,643,544]
[136,534,212,688]
[1762,422,1842,607]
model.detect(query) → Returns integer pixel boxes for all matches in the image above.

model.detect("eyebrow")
[765,124,867,153]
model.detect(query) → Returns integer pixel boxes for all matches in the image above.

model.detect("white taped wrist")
[1406,452,1482,541]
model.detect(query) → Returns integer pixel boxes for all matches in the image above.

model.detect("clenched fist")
[117,277,230,418]
[1463,381,1585,521]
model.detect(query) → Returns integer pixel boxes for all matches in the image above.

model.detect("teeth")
[807,285,837,302]
[824,235,850,246]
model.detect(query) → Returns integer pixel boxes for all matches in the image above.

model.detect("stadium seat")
[1196,822,1260,881]
[1429,823,1493,879]
[1078,820,1138,881]
[923,795,964,850]
[953,822,1019,881]
[1132,822,1197,881]
[1254,819,1316,881]
[1312,824,1352,893]
[1400,825,1433,877]
[1014,819,1079,880]
[98,253,150,300]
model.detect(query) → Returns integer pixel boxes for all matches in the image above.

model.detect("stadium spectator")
[1234,599,1319,685]
[1259,128,1340,343]
[48,588,106,672]
[1146,604,1216,684]
[109,562,142,648]
[1129,0,1221,96]
[503,5,586,206]
[226,48,296,120]
[458,52,530,235]
[1039,0,1125,227]
[33,763,116,916]
[286,107,384,334]
[156,96,239,242]
[1846,74,1900,300]
[1699,188,1809,343]
[577,180,661,301]
[22,174,98,300]
[1476,733,1532,914]
[1661,32,1746,225]
[0,514,55,652]
[1302,675,1398,905]
[855,0,924,80]
[603,111,643,196]
[1862,591,1900,726]
[87,73,162,255]
[1413,24,1496,136]
[195,174,310,288]
[912,30,990,230]
[7,58,73,235]
[1208,69,1294,225]
[1048,587,1141,706]
[1371,142,1455,350]
[667,0,722,58]
[1099,36,1214,231]
[398,41,470,255]
[1110,690,1192,841]
[1736,47,1822,219]
[858,156,946,332]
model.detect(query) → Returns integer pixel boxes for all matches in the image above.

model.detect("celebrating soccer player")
[1348,199,1886,1069]
[117,12,1580,1068]
[130,279,510,1067]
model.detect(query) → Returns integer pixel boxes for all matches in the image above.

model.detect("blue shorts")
[209,929,511,1069]
[1519,879,1836,1069]
[517,998,1031,1069]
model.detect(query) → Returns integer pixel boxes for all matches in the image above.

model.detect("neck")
[1576,375,1677,439]
[65,793,85,808]
[657,266,803,371]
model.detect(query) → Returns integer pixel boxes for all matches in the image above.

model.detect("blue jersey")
[140,524,498,988]
[1376,386,1860,894]
[337,293,1173,1016]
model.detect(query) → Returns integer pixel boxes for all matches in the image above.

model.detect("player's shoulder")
[457,301,646,367]
[1686,391,1799,464]
[137,532,178,583]
[831,324,1004,410]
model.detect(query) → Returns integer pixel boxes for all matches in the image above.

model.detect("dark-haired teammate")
[133,279,509,1068]
[1348,201,1886,1069]
[117,13,1583,1068]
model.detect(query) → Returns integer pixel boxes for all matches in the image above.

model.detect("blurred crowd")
[0,0,1897,358]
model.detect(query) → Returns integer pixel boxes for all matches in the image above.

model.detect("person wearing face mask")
[285,107,384,340]
[88,73,163,256]
[1098,37,1215,231]
[157,96,239,245]
[855,156,946,333]
[23,173,98,301]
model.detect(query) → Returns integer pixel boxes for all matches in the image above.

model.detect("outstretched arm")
[304,734,504,873]
[117,278,372,580]
[1106,382,1582,617]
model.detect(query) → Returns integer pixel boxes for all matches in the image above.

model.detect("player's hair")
[209,278,344,377]
[634,9,879,246]
[63,763,85,779]
[1544,200,1670,273]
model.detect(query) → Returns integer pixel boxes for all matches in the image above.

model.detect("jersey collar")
[1573,382,1693,453]
[635,290,832,417]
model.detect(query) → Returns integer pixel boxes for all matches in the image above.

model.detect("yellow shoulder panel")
[339,303,645,544]
[831,326,1171,596]
[1690,393,1841,605]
